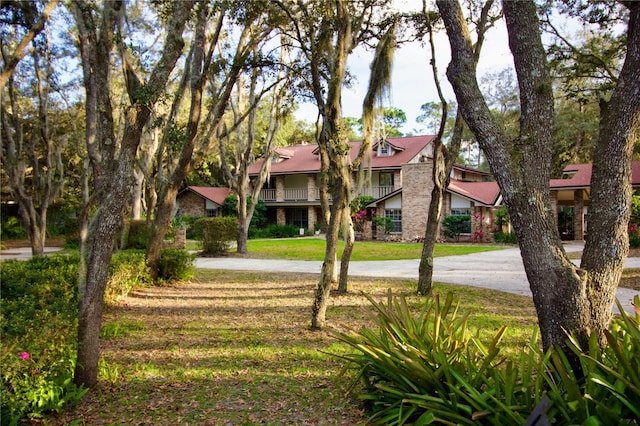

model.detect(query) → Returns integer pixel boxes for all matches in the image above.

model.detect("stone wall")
[177,191,205,217]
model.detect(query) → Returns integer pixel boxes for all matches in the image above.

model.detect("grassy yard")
[49,270,538,425]
[230,238,506,261]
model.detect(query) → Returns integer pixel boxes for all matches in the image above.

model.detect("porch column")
[308,206,317,231]
[550,191,558,221]
[275,176,285,202]
[574,189,584,241]
[276,207,286,226]
[307,174,317,201]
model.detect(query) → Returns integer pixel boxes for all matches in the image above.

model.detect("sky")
[294,1,515,135]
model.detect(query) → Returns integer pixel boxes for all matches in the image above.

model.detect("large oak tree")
[436,0,640,355]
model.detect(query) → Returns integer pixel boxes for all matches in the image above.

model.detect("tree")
[274,0,396,327]
[1,6,66,255]
[417,0,499,295]
[219,51,290,254]
[436,0,640,358]
[71,0,194,387]
[0,0,59,92]
[145,1,280,276]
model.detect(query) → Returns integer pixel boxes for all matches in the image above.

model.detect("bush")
[199,217,237,255]
[0,251,157,423]
[157,248,195,282]
[333,291,544,425]
[442,215,471,240]
[106,250,152,302]
[494,230,517,244]
[249,223,300,239]
[0,255,86,424]
[334,291,640,425]
[0,216,27,239]
[372,216,394,234]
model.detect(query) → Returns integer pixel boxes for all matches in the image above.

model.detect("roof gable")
[180,186,232,206]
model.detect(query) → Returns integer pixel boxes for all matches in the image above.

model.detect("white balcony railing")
[284,188,308,200]
[260,188,276,201]
[357,186,394,199]
[259,186,392,202]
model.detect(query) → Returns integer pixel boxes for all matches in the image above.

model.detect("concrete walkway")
[194,242,639,315]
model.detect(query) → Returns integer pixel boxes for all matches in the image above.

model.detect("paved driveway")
[194,242,639,315]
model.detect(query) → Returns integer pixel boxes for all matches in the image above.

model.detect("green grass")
[48,270,537,425]
[242,237,505,261]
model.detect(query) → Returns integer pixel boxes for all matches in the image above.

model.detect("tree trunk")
[237,192,249,254]
[338,213,355,293]
[437,0,640,356]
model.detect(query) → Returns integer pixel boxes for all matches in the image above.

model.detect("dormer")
[373,139,404,157]
[271,148,295,163]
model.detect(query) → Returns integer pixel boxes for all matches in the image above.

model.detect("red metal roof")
[248,135,436,175]
[182,186,232,205]
[447,180,501,206]
[550,162,640,189]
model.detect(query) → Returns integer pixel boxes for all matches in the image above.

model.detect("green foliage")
[0,251,157,423]
[249,223,300,239]
[333,291,543,425]
[350,195,376,213]
[543,296,640,424]
[100,320,146,339]
[157,248,195,282]
[372,216,394,234]
[442,215,471,240]
[494,207,510,227]
[181,215,203,240]
[123,219,149,249]
[221,195,267,228]
[631,195,640,225]
[334,291,640,425]
[494,231,517,244]
[0,216,27,239]
[106,250,152,303]
[0,255,86,424]
[199,217,237,255]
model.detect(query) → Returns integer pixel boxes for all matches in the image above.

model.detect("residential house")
[247,134,504,240]
[176,186,232,218]
[550,162,640,240]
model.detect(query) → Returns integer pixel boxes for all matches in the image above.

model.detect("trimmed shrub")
[442,214,471,240]
[199,217,237,255]
[157,248,195,282]
[249,223,300,239]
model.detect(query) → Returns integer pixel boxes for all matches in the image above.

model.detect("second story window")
[379,143,392,156]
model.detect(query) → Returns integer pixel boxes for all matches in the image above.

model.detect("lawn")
[48,270,538,425]
[239,238,506,261]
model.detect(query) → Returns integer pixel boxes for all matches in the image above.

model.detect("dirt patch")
[1,237,66,249]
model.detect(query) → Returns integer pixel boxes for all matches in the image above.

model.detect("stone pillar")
[277,207,286,226]
[574,189,584,240]
[550,191,558,222]
[173,227,186,249]
[308,206,317,231]
[307,174,317,201]
[275,176,285,202]
[393,170,402,191]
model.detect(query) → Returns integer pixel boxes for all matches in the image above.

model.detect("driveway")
[2,243,637,314]
[194,242,639,315]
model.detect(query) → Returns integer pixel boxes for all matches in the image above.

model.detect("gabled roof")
[447,180,501,206]
[248,135,436,176]
[550,162,640,190]
[179,186,231,206]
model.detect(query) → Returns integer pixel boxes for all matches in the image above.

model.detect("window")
[379,172,394,187]
[385,209,402,233]
[206,208,218,217]
[286,208,308,229]
[379,143,392,156]
[449,208,471,233]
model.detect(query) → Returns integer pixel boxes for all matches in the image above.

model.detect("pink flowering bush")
[629,223,640,248]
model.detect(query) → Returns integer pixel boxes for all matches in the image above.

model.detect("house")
[247,134,500,240]
[247,135,439,233]
[176,186,232,218]
[550,162,640,240]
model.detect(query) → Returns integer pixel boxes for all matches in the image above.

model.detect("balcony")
[259,188,319,202]
[357,186,394,199]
